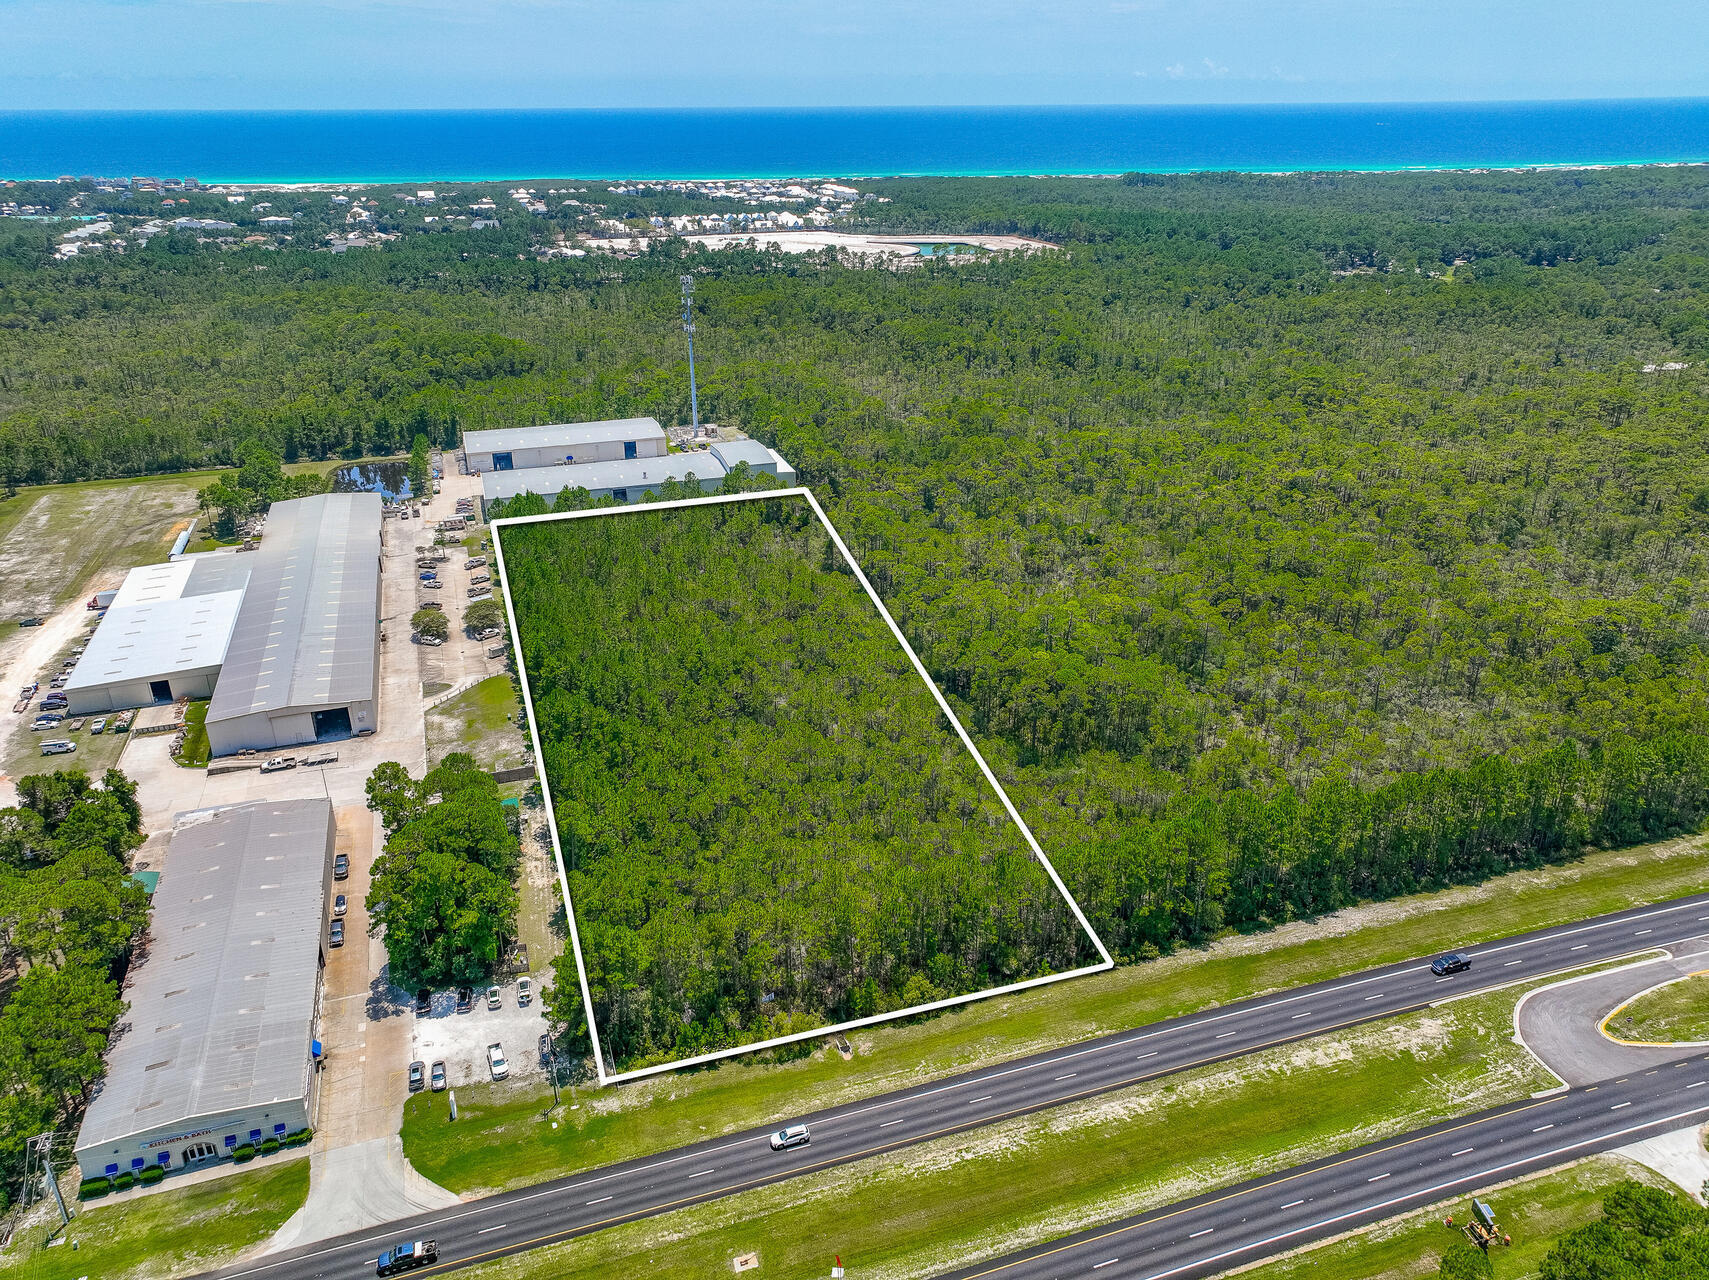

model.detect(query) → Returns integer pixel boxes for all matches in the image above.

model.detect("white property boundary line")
[490,487,1114,1086]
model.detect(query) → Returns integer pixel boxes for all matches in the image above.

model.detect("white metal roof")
[64,590,246,692]
[108,550,253,610]
[205,493,381,726]
[481,452,726,504]
[75,799,333,1156]
[463,417,666,457]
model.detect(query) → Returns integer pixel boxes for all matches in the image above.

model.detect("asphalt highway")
[943,1052,1709,1280]
[208,890,1709,1280]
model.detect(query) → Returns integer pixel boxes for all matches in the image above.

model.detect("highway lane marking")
[960,1098,1709,1280]
[1690,1082,1706,1089]
[1215,1032,1237,1039]
[1504,960,1523,966]
[585,1196,611,1205]
[1135,1053,1157,1060]
[1635,930,1653,936]
[687,1168,717,1178]
[971,1095,993,1103]
[1533,1125,1554,1133]
[214,900,1709,1280]
[1055,1073,1079,1080]
[951,1094,1567,1278]
[1291,1012,1312,1019]
[1571,944,1589,950]
[475,1225,506,1235]
[1611,1102,1631,1110]
[1189,1228,1213,1238]
[1363,994,1384,1001]
[879,1119,906,1128]
[1092,1259,1120,1270]
[1451,1148,1474,1157]
[1367,1173,1390,1182]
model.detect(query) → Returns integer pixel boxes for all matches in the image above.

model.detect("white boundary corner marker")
[490,486,1114,1086]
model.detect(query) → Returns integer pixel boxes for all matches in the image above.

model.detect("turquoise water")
[2,101,1707,182]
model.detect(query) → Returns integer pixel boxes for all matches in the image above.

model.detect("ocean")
[2,100,1708,183]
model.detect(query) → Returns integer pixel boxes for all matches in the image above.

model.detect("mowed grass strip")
[1234,1155,1678,1280]
[437,987,1555,1280]
[1603,971,1709,1045]
[0,1156,308,1280]
[402,833,1709,1196]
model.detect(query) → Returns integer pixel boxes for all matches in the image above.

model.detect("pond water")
[331,460,412,500]
[913,242,980,258]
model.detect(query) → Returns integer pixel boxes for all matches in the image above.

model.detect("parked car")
[31,715,63,731]
[89,717,107,734]
[414,989,432,1017]
[333,853,350,880]
[430,1061,447,1092]
[260,756,296,773]
[40,739,76,756]
[328,918,345,948]
[769,1124,811,1151]
[17,617,44,627]
[418,600,443,611]
[1430,952,1471,976]
[407,1060,425,1092]
[465,557,488,569]
[469,574,490,586]
[516,976,532,1006]
[456,987,473,1013]
[475,627,502,641]
[487,1043,509,1080]
[418,571,437,582]
[421,581,443,591]
[486,985,502,1010]
[417,635,444,646]
[41,695,68,710]
[334,893,347,917]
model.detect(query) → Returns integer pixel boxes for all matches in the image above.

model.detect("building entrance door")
[182,1142,219,1165]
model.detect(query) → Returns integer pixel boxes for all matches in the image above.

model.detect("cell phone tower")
[680,274,700,432]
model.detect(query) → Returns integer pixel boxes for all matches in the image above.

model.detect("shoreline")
[6,158,1709,187]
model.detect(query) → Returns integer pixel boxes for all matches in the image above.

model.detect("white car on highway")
[768,1123,810,1151]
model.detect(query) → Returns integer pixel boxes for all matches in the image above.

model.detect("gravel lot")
[409,975,550,1090]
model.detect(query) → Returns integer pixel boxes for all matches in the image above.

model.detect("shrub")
[140,1166,165,1185]
[232,1144,255,1162]
[284,1127,313,1146]
[78,1178,111,1199]
[259,1138,281,1154]
[112,1171,134,1190]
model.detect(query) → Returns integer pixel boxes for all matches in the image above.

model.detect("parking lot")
[408,972,550,1091]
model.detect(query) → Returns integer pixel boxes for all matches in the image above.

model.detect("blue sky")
[4,0,1709,110]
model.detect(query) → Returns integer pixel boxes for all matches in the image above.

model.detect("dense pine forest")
[5,168,1709,996]
[501,498,1096,1069]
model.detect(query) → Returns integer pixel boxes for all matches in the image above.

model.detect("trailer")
[375,1240,438,1276]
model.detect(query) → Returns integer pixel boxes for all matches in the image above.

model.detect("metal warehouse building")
[463,417,668,472]
[74,798,334,1183]
[64,555,252,715]
[480,440,797,511]
[204,492,383,755]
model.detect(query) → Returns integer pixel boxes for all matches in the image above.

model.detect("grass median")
[447,980,1567,1280]
[1604,972,1709,1046]
[402,832,1709,1196]
[0,1156,308,1280]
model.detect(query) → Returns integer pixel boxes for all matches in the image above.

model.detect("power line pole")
[680,274,700,432]
[26,1132,72,1230]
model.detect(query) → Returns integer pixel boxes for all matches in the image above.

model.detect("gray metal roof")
[463,417,666,456]
[206,493,381,727]
[75,799,334,1155]
[482,452,725,503]
[709,439,785,473]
